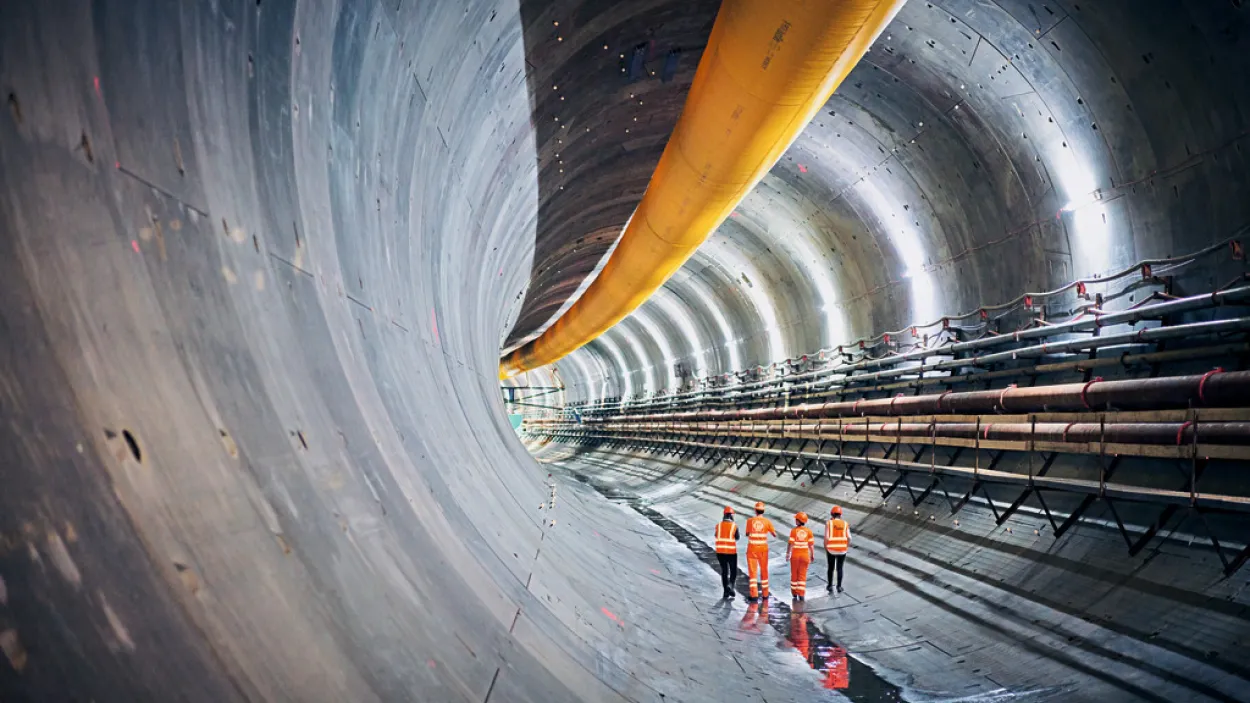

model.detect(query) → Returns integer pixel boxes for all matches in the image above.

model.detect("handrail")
[573,232,1246,408]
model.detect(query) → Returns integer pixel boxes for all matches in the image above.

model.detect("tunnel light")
[1060,191,1101,212]
[596,335,633,401]
[649,290,707,379]
[704,244,785,364]
[566,350,598,404]
[617,328,654,395]
[683,273,741,373]
[628,309,678,391]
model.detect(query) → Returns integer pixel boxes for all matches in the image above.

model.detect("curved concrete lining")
[3,0,1250,701]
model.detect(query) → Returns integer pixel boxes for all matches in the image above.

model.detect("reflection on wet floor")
[571,472,902,701]
[737,599,852,690]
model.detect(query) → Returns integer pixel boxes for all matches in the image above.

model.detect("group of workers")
[714,502,851,601]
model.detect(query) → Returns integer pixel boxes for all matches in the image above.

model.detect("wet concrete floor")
[571,471,904,701]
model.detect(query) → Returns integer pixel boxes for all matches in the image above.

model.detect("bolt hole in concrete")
[571,472,901,700]
[122,429,141,462]
[219,428,238,458]
[7,92,20,125]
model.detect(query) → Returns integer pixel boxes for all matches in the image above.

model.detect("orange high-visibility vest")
[789,526,814,559]
[825,519,850,553]
[714,521,738,554]
[746,517,774,550]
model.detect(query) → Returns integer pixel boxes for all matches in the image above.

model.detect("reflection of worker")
[714,506,740,598]
[819,645,850,689]
[789,611,811,663]
[787,512,815,601]
[745,502,777,600]
[739,598,768,634]
[825,506,852,593]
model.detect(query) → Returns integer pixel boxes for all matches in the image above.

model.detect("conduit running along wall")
[500,0,907,377]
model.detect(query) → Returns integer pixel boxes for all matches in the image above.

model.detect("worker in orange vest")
[825,505,852,593]
[745,501,777,600]
[713,506,740,598]
[787,512,816,601]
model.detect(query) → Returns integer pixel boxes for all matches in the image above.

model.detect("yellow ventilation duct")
[501,0,906,378]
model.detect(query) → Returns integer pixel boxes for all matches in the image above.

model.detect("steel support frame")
[542,427,1249,576]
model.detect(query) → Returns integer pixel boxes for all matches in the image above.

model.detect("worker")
[713,506,740,598]
[745,501,777,600]
[787,512,815,601]
[825,505,852,593]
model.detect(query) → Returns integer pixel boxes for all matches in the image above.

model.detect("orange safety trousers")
[746,547,770,598]
[790,555,811,597]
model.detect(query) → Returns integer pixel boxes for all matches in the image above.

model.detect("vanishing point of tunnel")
[2,0,1250,701]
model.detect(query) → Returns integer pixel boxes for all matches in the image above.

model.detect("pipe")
[596,315,1250,414]
[500,0,906,378]
[583,420,1250,447]
[536,431,1250,513]
[572,342,1250,412]
[602,370,1250,421]
[616,342,1250,413]
[600,285,1250,409]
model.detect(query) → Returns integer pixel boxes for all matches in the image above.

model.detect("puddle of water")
[571,472,904,701]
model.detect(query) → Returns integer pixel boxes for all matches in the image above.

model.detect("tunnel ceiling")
[507,0,1250,404]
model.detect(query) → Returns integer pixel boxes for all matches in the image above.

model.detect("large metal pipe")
[500,0,906,377]
[584,420,1250,447]
[605,370,1250,421]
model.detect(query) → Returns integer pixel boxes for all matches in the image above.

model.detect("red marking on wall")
[729,211,740,218]
[427,659,437,669]
[430,307,439,344]
[93,76,101,98]
[650,569,660,575]
[798,163,808,173]
[601,607,623,626]
[131,240,140,253]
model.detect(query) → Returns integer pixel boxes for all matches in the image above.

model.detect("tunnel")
[2,0,1249,700]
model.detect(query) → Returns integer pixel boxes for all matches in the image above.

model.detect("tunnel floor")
[535,443,1248,703]
[524,453,852,701]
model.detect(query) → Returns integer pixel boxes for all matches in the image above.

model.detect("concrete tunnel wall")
[2,0,1250,700]
[0,0,655,700]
